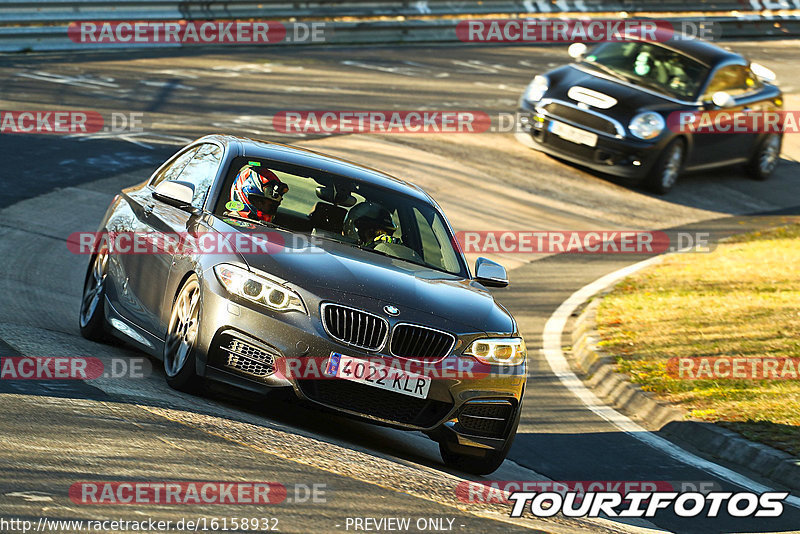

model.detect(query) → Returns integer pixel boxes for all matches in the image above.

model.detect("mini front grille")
[222,337,276,378]
[542,103,619,136]
[322,304,388,351]
[390,324,455,361]
[543,130,598,159]
[457,401,515,438]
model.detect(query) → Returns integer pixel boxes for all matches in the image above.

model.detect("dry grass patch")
[596,224,800,456]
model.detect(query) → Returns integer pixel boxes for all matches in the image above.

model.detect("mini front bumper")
[193,271,526,448]
[517,101,669,180]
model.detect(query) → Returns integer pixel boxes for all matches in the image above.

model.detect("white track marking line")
[17,71,118,88]
[541,254,800,509]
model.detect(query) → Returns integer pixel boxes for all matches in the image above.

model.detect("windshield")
[215,156,467,276]
[581,42,709,100]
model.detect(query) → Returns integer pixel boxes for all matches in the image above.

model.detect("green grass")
[596,223,800,456]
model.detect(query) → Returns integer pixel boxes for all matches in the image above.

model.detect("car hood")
[234,232,515,334]
[543,64,681,119]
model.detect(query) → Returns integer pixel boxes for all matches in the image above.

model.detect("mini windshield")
[582,41,709,100]
[215,157,467,276]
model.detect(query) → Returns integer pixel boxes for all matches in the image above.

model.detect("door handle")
[143,204,154,216]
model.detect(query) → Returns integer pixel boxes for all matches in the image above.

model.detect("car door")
[109,145,198,332]
[688,64,764,167]
[129,142,224,337]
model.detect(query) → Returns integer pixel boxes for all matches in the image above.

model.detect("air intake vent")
[458,400,515,438]
[322,304,388,351]
[222,337,276,378]
[298,379,453,428]
[390,324,455,361]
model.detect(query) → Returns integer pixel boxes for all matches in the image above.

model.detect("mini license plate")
[549,121,598,147]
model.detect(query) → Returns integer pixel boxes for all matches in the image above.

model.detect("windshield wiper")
[582,61,628,82]
[315,235,456,275]
[586,63,679,97]
[359,245,453,274]
[627,77,678,98]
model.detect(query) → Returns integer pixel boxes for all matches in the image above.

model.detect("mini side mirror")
[568,43,588,60]
[475,257,509,288]
[711,91,736,108]
[750,62,776,83]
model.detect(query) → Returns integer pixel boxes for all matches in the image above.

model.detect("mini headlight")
[628,111,665,140]
[523,75,549,104]
[463,337,527,366]
[213,264,306,314]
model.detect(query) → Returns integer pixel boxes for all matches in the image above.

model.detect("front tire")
[645,138,684,195]
[79,249,109,341]
[746,134,781,181]
[164,275,204,393]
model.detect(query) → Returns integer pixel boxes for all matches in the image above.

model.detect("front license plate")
[549,121,598,147]
[325,352,431,399]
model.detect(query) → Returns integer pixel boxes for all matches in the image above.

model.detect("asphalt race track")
[1,41,800,534]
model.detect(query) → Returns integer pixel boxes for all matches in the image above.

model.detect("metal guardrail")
[0,0,792,24]
[1,0,800,51]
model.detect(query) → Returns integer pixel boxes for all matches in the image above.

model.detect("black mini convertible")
[517,35,783,193]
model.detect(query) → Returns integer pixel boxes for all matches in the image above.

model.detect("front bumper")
[518,100,667,179]
[194,271,526,447]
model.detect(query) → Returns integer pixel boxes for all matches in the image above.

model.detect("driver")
[633,51,653,77]
[342,201,398,247]
[230,165,289,223]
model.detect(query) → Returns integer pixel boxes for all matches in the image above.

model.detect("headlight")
[213,263,306,314]
[463,337,526,366]
[523,75,549,103]
[628,111,665,140]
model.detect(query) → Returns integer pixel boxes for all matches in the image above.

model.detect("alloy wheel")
[164,279,200,377]
[80,250,108,328]
[759,135,781,175]
[661,144,683,190]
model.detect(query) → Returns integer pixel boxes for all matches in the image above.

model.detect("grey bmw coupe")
[79,135,526,474]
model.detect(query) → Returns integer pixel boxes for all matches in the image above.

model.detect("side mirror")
[711,91,736,108]
[568,43,588,60]
[153,180,196,212]
[475,257,508,288]
[750,62,776,83]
